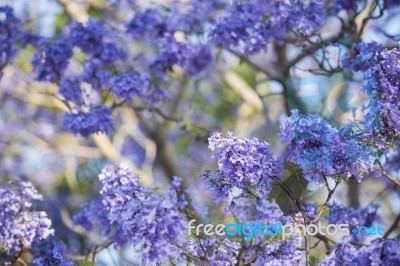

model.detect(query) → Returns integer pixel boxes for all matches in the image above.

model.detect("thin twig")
[377,161,400,186]
[86,240,113,262]
[311,179,341,223]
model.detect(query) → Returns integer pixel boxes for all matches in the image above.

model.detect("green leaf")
[307,255,320,266]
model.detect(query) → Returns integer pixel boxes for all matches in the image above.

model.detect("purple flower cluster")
[332,0,362,14]
[279,110,374,183]
[109,72,151,101]
[29,18,129,137]
[75,164,188,264]
[126,8,171,39]
[325,202,380,241]
[70,18,106,55]
[58,78,82,104]
[32,39,73,82]
[63,106,114,137]
[301,202,319,221]
[0,181,54,255]
[70,18,125,63]
[0,6,20,78]
[73,200,127,245]
[250,237,305,265]
[32,237,73,266]
[72,200,112,238]
[184,237,241,265]
[320,238,400,265]
[80,58,111,91]
[126,5,213,78]
[150,37,212,77]
[352,44,400,148]
[183,235,304,266]
[211,0,326,54]
[204,132,281,204]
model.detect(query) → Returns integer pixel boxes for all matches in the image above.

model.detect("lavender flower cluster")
[0,181,53,255]
[352,43,400,148]
[74,164,188,264]
[203,132,281,204]
[278,110,374,183]
[321,238,400,265]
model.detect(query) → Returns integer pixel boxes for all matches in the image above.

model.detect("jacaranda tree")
[0,0,400,265]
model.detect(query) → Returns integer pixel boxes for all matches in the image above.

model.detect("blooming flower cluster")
[109,72,152,101]
[72,200,115,241]
[183,237,240,265]
[250,237,305,266]
[204,132,281,204]
[32,237,73,266]
[352,43,400,148]
[332,0,362,14]
[74,164,188,264]
[320,238,400,265]
[32,39,72,82]
[0,181,53,255]
[63,106,114,137]
[211,0,326,54]
[279,110,374,183]
[326,202,379,228]
[0,6,20,78]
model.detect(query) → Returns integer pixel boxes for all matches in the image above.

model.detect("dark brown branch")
[377,161,400,186]
[86,240,113,262]
[384,213,400,238]
[311,179,341,223]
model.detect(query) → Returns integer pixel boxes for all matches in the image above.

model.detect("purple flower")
[126,8,169,39]
[32,237,73,266]
[72,200,111,235]
[58,78,82,104]
[326,202,379,227]
[183,237,240,265]
[301,202,319,221]
[204,132,281,204]
[72,199,127,245]
[32,39,72,82]
[279,110,373,183]
[70,18,106,54]
[109,72,151,101]
[150,37,188,75]
[211,1,274,54]
[252,237,305,265]
[352,44,400,147]
[320,238,400,265]
[0,6,20,78]
[332,0,362,14]
[288,0,326,35]
[0,181,54,255]
[325,202,379,241]
[63,106,114,137]
[96,43,126,64]
[81,58,111,90]
[98,164,188,264]
[211,0,326,54]
[185,46,212,76]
